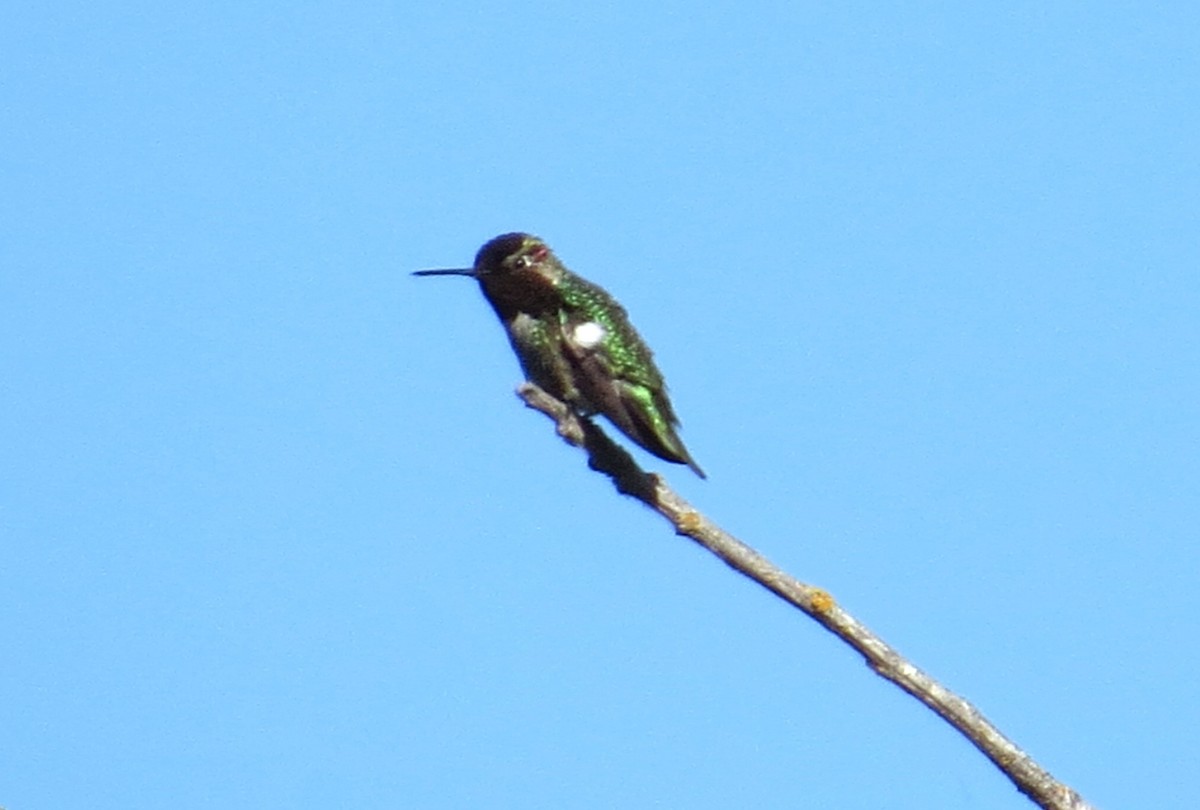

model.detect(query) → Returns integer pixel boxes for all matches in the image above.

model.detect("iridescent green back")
[558,273,666,391]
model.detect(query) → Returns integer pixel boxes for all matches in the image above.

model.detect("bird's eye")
[514,255,531,269]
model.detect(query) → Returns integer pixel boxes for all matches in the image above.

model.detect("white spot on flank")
[572,321,606,349]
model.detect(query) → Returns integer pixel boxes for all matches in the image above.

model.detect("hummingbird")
[414,232,705,478]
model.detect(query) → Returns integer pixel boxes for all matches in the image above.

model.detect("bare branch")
[517,383,1096,810]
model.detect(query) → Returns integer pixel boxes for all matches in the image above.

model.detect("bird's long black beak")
[413,267,478,278]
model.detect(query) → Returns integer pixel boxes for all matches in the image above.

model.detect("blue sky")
[3,2,1197,808]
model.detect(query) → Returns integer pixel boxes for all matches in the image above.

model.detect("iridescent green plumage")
[415,232,705,478]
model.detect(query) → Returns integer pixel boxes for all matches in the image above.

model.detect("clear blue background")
[3,2,1196,808]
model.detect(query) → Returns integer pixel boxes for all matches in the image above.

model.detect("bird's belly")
[508,313,590,409]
